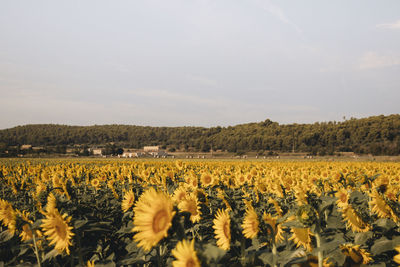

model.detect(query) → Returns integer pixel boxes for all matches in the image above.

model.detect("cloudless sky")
[1,0,399,129]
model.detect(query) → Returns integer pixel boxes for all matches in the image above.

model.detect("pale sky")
[1,0,399,129]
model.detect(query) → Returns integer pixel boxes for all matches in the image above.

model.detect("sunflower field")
[1,158,400,266]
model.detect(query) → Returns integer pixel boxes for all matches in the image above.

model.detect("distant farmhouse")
[121,149,138,158]
[91,148,103,156]
[143,146,159,152]
[120,146,168,158]
[144,146,168,157]
[20,144,32,150]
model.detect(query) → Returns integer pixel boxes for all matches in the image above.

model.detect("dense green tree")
[0,115,399,156]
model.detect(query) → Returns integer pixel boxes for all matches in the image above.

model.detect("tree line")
[0,114,399,156]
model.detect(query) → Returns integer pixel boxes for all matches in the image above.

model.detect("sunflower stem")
[272,241,277,267]
[240,235,246,265]
[76,234,84,266]
[315,231,323,267]
[157,245,162,267]
[32,232,42,267]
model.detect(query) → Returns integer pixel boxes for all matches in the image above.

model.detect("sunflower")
[263,212,284,243]
[173,186,189,204]
[190,176,198,189]
[242,206,259,239]
[178,194,201,223]
[394,246,400,264]
[294,186,308,206]
[335,188,350,209]
[20,223,36,242]
[341,205,370,232]
[171,239,201,267]
[213,209,231,251]
[385,187,397,202]
[52,174,63,190]
[256,180,268,194]
[0,199,16,233]
[35,182,47,199]
[175,160,185,171]
[90,178,101,190]
[296,205,317,227]
[235,173,246,186]
[41,208,74,255]
[369,190,392,219]
[14,210,41,242]
[132,187,175,251]
[216,189,232,211]
[268,198,283,216]
[122,189,135,212]
[243,199,253,210]
[340,244,372,264]
[201,173,214,187]
[45,193,58,214]
[289,227,313,252]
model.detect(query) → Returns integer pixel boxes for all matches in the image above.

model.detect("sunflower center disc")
[340,193,347,203]
[55,221,67,239]
[186,259,195,267]
[223,221,230,238]
[153,210,168,233]
[189,201,197,215]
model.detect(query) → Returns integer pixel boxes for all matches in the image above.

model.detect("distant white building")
[144,146,159,152]
[122,149,137,158]
[149,151,168,157]
[89,148,102,156]
[20,144,32,150]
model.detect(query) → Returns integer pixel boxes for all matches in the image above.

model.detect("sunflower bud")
[297,205,317,227]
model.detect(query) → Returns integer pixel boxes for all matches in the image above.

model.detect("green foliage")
[1,114,400,155]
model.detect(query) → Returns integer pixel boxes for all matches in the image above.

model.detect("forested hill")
[1,114,400,155]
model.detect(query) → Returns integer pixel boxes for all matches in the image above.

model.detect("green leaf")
[106,252,115,261]
[316,240,344,254]
[319,196,335,213]
[326,214,344,229]
[74,219,88,229]
[0,230,13,243]
[94,261,116,267]
[371,238,394,255]
[354,232,373,245]
[258,251,274,265]
[43,249,59,262]
[392,236,400,246]
[375,218,396,231]
[249,237,261,250]
[17,246,30,257]
[118,258,146,265]
[278,249,307,266]
[31,219,42,230]
[326,248,346,266]
[276,211,294,224]
[122,211,133,220]
[89,254,100,262]
[125,241,139,253]
[202,243,227,262]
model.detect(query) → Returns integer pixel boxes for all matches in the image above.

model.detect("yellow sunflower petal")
[132,187,175,251]
[213,209,231,251]
[171,239,201,267]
